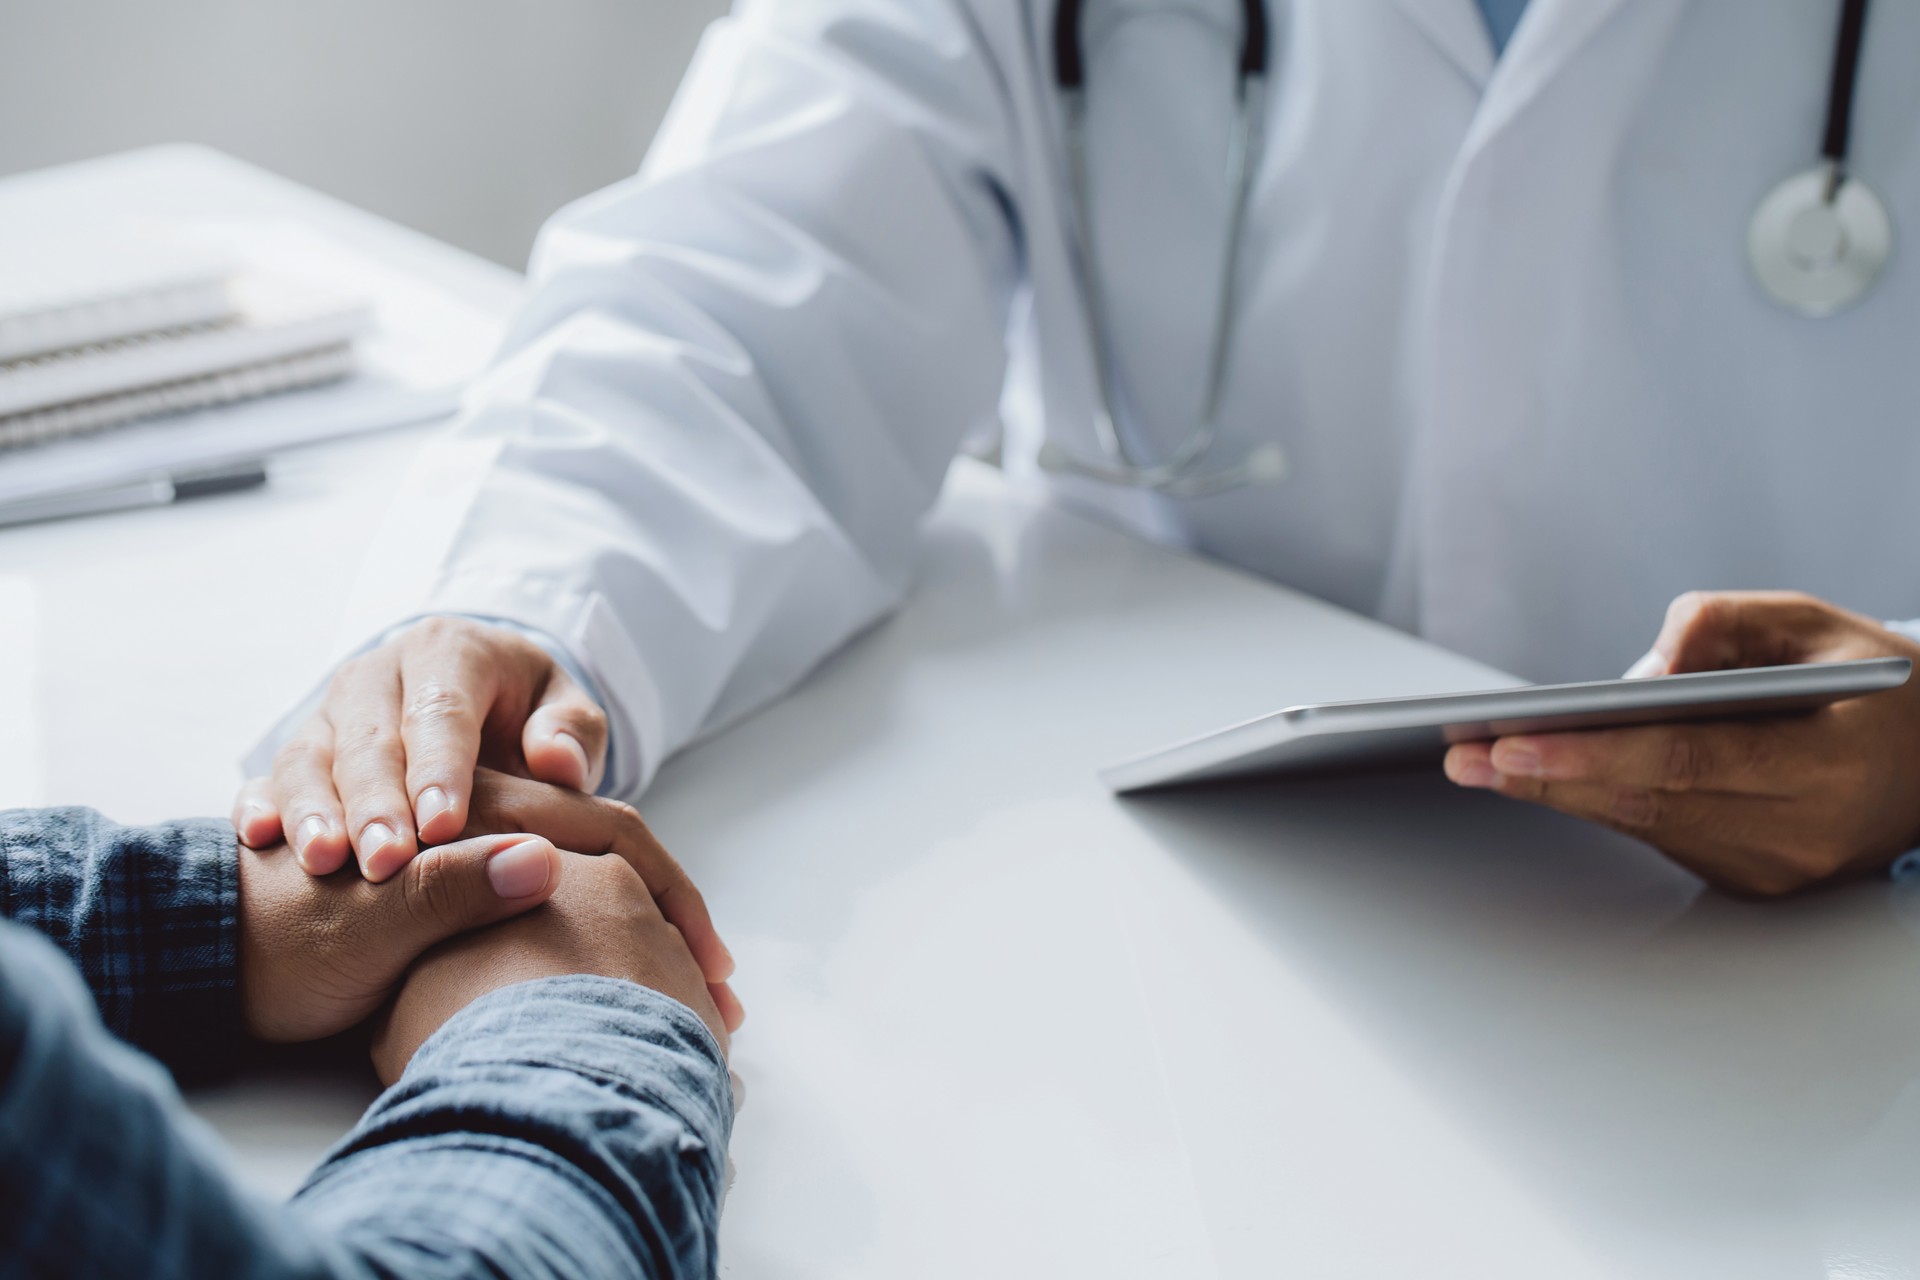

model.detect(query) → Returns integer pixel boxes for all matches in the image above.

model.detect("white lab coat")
[343,0,1920,798]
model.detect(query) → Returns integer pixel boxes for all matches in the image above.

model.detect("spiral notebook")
[0,234,236,363]
[0,218,499,510]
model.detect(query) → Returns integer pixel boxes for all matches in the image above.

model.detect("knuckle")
[1740,731,1780,781]
[273,737,327,776]
[402,854,463,926]
[1608,786,1659,833]
[324,661,359,699]
[326,652,381,698]
[600,798,644,830]
[1667,590,1709,628]
[337,718,403,760]
[1494,774,1544,803]
[405,615,470,649]
[1662,736,1705,790]
[1684,593,1730,637]
[402,680,475,731]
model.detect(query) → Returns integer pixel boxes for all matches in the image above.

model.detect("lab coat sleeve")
[351,0,1024,797]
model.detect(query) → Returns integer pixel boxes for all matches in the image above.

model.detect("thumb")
[523,669,610,792]
[383,834,564,955]
[1645,590,1835,676]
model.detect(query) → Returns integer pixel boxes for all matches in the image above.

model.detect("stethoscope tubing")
[1822,0,1869,178]
[1049,0,1280,497]
[1050,0,1885,495]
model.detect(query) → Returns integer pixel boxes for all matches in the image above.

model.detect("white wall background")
[0,0,731,268]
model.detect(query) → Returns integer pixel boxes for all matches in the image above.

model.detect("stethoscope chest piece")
[1748,167,1892,317]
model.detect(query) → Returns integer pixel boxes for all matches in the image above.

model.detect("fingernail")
[1492,743,1544,778]
[487,839,552,898]
[416,786,453,830]
[296,815,329,853]
[1624,650,1666,679]
[360,822,406,880]
[236,803,268,839]
[554,731,590,778]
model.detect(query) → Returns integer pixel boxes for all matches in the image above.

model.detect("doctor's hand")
[232,617,609,883]
[1444,591,1920,897]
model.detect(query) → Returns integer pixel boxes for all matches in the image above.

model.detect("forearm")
[0,924,346,1280]
[0,807,240,1078]
[0,921,732,1280]
[295,976,732,1280]
[314,6,1020,798]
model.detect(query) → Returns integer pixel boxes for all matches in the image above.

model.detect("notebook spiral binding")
[0,345,354,453]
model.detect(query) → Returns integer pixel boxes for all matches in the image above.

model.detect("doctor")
[238,0,1920,899]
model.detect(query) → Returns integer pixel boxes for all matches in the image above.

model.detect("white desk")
[8,149,1920,1280]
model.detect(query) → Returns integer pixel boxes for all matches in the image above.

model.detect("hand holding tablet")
[1108,591,1920,897]
[1101,657,1911,792]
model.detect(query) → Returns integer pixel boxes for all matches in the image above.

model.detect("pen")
[0,459,269,529]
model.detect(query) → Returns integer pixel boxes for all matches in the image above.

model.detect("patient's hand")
[240,766,741,1025]
[370,848,728,1085]
[458,769,742,1031]
[239,833,564,1042]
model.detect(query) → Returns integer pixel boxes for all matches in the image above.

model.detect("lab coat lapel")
[1383,0,1494,89]
[1463,0,1642,148]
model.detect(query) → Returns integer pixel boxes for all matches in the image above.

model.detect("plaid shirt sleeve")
[0,920,732,1280]
[0,807,241,1081]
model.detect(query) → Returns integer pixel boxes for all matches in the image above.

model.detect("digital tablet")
[1100,657,1913,794]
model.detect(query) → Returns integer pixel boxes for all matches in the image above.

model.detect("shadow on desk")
[1119,772,1920,1258]
[190,1031,382,1199]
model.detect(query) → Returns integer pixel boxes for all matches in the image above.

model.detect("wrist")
[403,975,730,1106]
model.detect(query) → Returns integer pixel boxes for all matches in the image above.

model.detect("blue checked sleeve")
[294,976,733,1280]
[0,807,241,1081]
[0,925,731,1280]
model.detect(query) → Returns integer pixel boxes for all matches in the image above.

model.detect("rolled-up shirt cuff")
[399,976,730,1136]
[299,975,732,1272]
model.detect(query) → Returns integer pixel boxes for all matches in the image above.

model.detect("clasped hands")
[227,619,743,1081]
[235,765,741,1084]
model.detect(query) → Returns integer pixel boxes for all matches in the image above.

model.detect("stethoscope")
[1038,0,1287,498]
[1749,0,1892,318]
[1042,0,1894,500]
